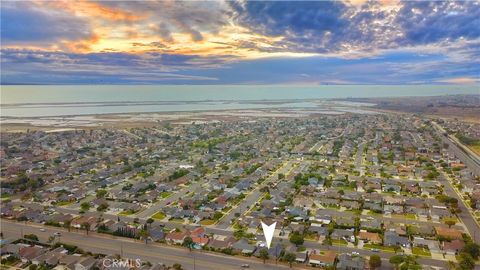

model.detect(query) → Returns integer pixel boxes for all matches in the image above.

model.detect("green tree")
[81,222,91,235]
[259,248,269,264]
[80,202,90,211]
[458,253,475,270]
[447,260,456,270]
[139,229,150,244]
[146,218,154,227]
[183,236,193,251]
[47,236,55,243]
[97,203,108,212]
[233,229,246,239]
[64,220,71,232]
[462,242,480,260]
[444,219,456,228]
[284,252,296,268]
[96,189,107,198]
[369,255,381,270]
[289,231,304,246]
[213,211,223,220]
[389,255,404,270]
[172,263,183,270]
[24,234,39,241]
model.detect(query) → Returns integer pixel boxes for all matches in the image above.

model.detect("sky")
[1,0,479,85]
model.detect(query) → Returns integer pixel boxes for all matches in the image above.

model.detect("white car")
[39,228,46,232]
[53,232,61,236]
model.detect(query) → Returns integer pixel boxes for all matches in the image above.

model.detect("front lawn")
[199,219,215,225]
[412,247,431,257]
[118,210,137,216]
[332,239,348,246]
[160,191,173,198]
[169,218,185,223]
[405,213,418,220]
[152,212,166,220]
[363,243,396,253]
[1,193,12,200]
[392,213,417,220]
[367,210,383,216]
[56,201,73,206]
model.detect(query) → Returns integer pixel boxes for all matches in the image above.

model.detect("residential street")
[216,160,296,229]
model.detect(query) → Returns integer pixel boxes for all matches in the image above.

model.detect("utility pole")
[193,252,196,270]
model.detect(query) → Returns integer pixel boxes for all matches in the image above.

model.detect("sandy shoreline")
[0,104,376,132]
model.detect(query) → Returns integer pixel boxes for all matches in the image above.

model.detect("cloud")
[435,77,479,85]
[0,2,93,46]
[0,48,224,84]
[229,0,480,56]
[1,0,479,85]
[99,1,229,42]
[395,1,480,45]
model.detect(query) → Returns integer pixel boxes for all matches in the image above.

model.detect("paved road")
[438,173,480,244]
[431,122,480,243]
[355,141,365,176]
[1,220,293,270]
[0,220,458,270]
[216,160,295,229]
[432,122,480,176]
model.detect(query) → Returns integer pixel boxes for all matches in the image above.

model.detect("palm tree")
[146,217,154,224]
[139,229,150,244]
[64,220,71,232]
[259,249,269,264]
[284,252,296,268]
[183,236,193,251]
[81,222,90,235]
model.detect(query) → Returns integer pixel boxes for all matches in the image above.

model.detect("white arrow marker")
[261,221,276,249]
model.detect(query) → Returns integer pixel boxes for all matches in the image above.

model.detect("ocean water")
[1,85,478,117]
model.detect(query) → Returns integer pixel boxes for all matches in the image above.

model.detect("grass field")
[118,210,137,216]
[332,239,348,246]
[56,201,73,206]
[393,213,417,220]
[169,218,185,223]
[160,191,173,198]
[152,212,166,220]
[412,247,431,257]
[199,219,215,225]
[468,145,480,156]
[363,244,396,253]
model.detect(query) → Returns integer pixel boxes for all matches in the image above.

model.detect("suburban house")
[308,251,336,267]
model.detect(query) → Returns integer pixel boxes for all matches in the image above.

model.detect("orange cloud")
[43,0,146,22]
[63,32,101,53]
